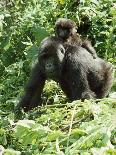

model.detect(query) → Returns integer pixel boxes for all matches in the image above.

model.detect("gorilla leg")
[60,79,95,101]
[18,63,46,112]
[96,64,113,98]
[75,73,96,100]
[61,62,96,101]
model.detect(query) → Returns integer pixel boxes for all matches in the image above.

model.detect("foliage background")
[0,0,116,154]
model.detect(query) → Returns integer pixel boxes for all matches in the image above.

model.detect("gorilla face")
[55,18,76,40]
[56,27,71,40]
[38,37,65,79]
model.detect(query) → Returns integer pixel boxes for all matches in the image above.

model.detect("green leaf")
[4,149,21,155]
[32,26,49,44]
[47,131,64,142]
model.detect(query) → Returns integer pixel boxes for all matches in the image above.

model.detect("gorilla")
[17,36,113,112]
[55,18,97,58]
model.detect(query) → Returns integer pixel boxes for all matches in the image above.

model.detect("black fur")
[61,44,113,100]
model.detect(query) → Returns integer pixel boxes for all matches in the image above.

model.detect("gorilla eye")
[60,48,65,54]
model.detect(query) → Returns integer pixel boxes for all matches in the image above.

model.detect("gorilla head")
[38,37,65,80]
[55,18,77,40]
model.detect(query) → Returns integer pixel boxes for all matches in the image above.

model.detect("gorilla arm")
[82,39,97,58]
[17,63,46,112]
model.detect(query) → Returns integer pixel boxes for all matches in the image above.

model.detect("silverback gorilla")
[17,36,113,112]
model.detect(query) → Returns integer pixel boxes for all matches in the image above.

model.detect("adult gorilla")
[16,37,113,112]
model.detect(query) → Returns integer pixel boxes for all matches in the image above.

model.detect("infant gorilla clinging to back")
[55,18,97,59]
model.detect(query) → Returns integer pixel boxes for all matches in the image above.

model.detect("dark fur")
[17,37,113,112]
[55,18,97,58]
[17,37,65,111]
[61,44,113,100]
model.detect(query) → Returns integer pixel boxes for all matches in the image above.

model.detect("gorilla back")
[61,45,113,100]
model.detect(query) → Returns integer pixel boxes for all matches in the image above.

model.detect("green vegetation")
[0,0,116,154]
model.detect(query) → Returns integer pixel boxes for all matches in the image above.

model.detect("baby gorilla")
[55,18,97,58]
[17,37,65,111]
